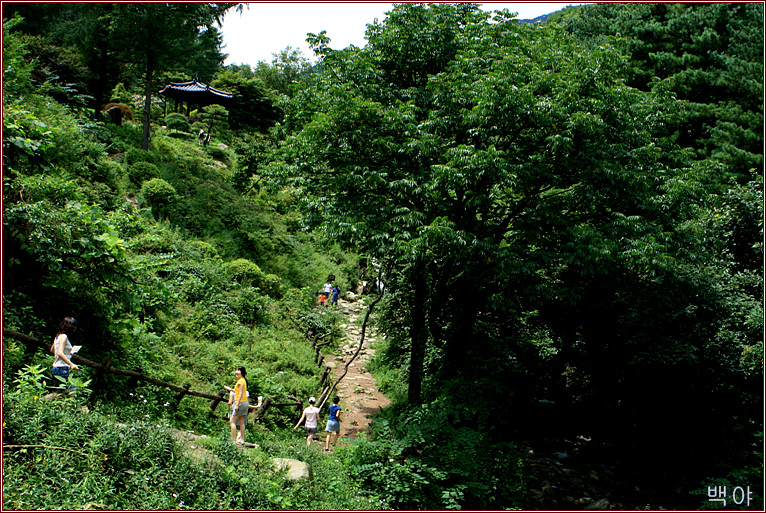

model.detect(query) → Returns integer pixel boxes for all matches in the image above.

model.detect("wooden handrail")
[4,308,340,421]
[5,328,236,401]
[3,328,305,419]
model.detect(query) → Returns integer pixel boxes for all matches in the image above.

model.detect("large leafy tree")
[212,68,281,131]
[279,4,495,405]
[558,2,763,185]
[274,3,760,496]
[278,3,685,400]
[252,46,315,97]
[556,4,763,463]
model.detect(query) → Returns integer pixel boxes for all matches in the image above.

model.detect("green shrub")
[346,399,527,510]
[2,338,25,371]
[226,258,265,285]
[368,364,407,404]
[104,123,142,153]
[204,145,228,160]
[109,83,133,104]
[141,178,176,218]
[2,19,35,100]
[260,273,283,298]
[225,287,271,326]
[281,286,320,313]
[165,261,224,303]
[224,260,282,298]
[167,131,193,140]
[164,113,191,133]
[98,158,124,188]
[124,148,159,168]
[82,180,119,209]
[7,172,82,205]
[129,161,161,185]
[108,205,151,239]
[187,240,221,259]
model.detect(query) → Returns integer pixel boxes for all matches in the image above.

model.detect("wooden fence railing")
[3,290,384,421]
[2,328,302,421]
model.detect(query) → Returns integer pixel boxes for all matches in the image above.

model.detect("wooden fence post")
[316,339,334,349]
[210,390,227,417]
[128,368,143,389]
[318,384,331,407]
[92,357,112,398]
[208,390,227,418]
[252,397,271,422]
[319,366,330,386]
[172,383,191,411]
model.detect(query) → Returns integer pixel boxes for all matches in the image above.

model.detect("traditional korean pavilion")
[158,76,233,114]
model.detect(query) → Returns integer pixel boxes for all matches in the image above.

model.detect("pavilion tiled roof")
[158,77,233,105]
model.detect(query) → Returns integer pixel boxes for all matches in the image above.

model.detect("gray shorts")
[305,426,318,434]
[231,401,249,417]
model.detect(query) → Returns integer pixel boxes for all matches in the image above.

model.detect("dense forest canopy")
[2,2,763,511]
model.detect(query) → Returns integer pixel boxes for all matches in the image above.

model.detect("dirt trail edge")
[171,297,389,456]
[324,297,391,442]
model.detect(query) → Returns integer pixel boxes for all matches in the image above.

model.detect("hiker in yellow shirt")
[225,366,249,443]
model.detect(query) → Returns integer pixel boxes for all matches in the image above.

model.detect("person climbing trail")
[324,396,342,451]
[294,396,321,446]
[322,279,333,307]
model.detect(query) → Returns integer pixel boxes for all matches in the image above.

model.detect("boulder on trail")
[272,458,312,481]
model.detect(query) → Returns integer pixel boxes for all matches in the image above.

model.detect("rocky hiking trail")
[322,296,391,442]
[172,296,390,463]
[169,298,657,507]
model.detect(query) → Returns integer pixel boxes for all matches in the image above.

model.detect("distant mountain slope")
[517,13,552,24]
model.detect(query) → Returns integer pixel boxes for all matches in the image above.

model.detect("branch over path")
[323,297,391,440]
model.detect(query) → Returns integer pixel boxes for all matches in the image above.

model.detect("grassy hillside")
[1,20,385,509]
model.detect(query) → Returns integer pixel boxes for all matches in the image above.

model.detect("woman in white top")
[294,396,322,446]
[323,280,333,297]
[50,317,79,389]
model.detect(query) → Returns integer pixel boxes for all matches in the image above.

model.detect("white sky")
[220,2,586,67]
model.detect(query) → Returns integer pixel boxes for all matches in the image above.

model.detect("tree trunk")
[408,258,427,406]
[96,4,118,119]
[91,37,109,119]
[141,51,154,150]
[443,271,478,377]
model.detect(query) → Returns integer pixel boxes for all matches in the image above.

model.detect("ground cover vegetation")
[2,3,762,510]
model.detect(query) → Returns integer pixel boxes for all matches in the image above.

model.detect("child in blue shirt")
[324,396,342,451]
